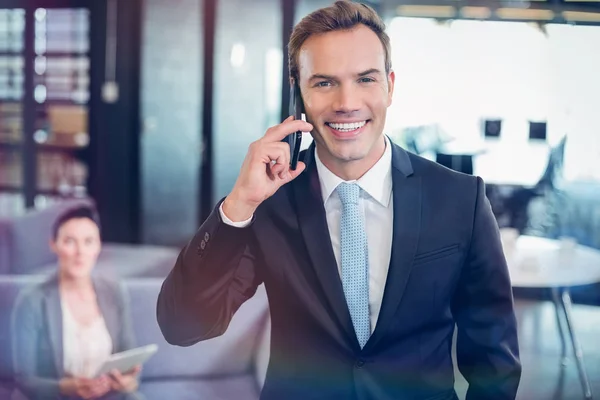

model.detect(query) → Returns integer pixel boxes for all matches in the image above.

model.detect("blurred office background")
[1,0,600,399]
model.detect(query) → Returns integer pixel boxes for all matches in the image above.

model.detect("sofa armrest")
[0,221,11,274]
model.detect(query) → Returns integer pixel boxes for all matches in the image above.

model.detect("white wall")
[386,18,600,183]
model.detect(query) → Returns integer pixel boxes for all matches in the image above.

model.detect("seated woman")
[11,206,143,400]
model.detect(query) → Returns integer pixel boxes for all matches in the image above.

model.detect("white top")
[220,137,394,333]
[502,235,600,288]
[61,298,113,378]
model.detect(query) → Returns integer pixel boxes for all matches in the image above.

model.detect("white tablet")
[93,344,158,378]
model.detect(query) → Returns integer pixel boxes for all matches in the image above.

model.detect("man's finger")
[264,119,312,142]
[269,152,290,175]
[261,144,289,173]
[287,161,306,181]
[275,161,306,182]
[270,142,291,172]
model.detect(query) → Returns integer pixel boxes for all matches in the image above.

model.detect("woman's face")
[51,218,101,280]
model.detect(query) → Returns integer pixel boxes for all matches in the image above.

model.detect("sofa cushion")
[0,198,95,274]
[34,243,179,279]
[95,244,178,278]
[128,279,269,380]
[139,376,260,400]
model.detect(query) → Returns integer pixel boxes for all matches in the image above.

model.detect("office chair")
[503,136,567,234]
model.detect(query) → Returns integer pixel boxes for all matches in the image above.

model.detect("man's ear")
[387,69,395,106]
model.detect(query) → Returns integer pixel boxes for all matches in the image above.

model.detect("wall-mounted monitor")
[483,119,502,138]
[529,121,547,141]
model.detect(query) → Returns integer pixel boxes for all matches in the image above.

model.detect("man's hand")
[59,376,111,399]
[222,116,313,222]
[108,365,141,393]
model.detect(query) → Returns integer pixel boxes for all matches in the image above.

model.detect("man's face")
[298,24,395,170]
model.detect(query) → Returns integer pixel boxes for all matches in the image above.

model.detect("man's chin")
[315,133,373,162]
[329,147,370,163]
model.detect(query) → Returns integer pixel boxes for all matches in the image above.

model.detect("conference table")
[502,233,600,399]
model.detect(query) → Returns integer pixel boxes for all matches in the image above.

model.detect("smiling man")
[157,2,521,399]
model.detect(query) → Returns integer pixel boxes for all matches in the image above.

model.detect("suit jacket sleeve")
[156,199,263,346]
[452,177,522,400]
[11,288,61,400]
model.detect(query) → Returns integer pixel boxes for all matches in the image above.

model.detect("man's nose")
[332,84,361,114]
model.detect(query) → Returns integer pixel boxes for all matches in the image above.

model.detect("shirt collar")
[314,136,393,207]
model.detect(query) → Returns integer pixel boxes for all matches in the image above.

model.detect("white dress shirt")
[219,137,394,333]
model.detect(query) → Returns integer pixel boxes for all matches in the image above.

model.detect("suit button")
[200,240,206,250]
[204,232,210,242]
[356,359,365,368]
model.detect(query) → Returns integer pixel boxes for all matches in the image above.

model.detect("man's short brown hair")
[288,0,392,83]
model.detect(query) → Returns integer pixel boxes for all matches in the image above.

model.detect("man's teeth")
[328,121,366,132]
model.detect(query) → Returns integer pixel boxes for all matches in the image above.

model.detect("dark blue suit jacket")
[157,141,521,400]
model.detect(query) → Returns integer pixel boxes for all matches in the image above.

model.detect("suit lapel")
[93,276,120,353]
[292,145,358,348]
[366,143,421,350]
[44,276,64,376]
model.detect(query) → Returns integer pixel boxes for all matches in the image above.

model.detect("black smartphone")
[284,81,304,170]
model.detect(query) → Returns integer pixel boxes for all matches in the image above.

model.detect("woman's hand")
[59,376,111,399]
[108,365,141,392]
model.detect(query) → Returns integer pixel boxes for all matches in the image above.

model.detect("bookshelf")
[0,3,92,216]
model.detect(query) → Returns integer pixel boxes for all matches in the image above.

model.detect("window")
[387,17,600,183]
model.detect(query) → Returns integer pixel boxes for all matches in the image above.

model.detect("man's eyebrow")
[308,69,383,82]
[358,68,382,76]
[308,73,337,82]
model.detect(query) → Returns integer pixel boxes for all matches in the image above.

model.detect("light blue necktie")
[337,182,370,348]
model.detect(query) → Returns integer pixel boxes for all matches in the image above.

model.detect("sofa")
[0,197,272,399]
[0,198,179,278]
[0,275,271,400]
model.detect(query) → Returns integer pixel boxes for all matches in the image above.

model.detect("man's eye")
[359,77,375,83]
[316,81,332,87]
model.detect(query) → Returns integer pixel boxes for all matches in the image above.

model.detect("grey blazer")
[10,273,137,400]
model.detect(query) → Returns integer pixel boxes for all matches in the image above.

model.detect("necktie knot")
[337,182,360,206]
